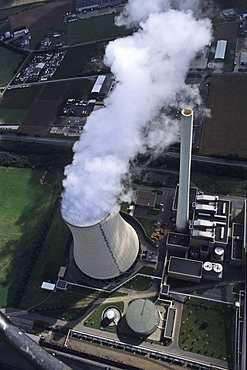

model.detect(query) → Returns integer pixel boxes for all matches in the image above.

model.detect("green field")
[0,166,62,307]
[223,43,236,72]
[0,108,27,124]
[0,45,25,86]
[179,297,235,361]
[53,44,96,79]
[67,13,132,45]
[191,173,246,197]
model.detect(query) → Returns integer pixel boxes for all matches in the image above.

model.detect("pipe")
[0,312,72,370]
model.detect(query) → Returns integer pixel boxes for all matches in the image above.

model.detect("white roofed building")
[215,40,227,60]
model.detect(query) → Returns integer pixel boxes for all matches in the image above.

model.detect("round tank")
[213,263,223,273]
[64,212,139,279]
[214,246,224,256]
[126,299,159,336]
[203,261,213,271]
[106,310,115,321]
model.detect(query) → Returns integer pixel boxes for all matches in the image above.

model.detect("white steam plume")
[61,0,212,227]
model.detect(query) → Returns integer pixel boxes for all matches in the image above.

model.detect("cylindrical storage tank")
[203,261,213,272]
[126,299,159,336]
[64,212,139,280]
[176,108,193,233]
[213,263,223,273]
[214,246,224,256]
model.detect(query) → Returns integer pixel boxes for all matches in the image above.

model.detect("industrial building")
[214,40,227,60]
[63,212,139,280]
[75,0,122,13]
[166,108,246,285]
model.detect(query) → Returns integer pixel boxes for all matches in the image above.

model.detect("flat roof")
[167,232,190,248]
[41,282,55,291]
[192,199,230,244]
[168,256,202,277]
[135,189,156,207]
[215,40,227,60]
[91,75,106,93]
[164,307,176,339]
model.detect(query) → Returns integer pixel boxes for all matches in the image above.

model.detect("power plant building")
[64,212,139,280]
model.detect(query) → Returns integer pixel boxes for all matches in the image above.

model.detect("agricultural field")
[67,13,132,46]
[0,107,27,124]
[199,75,247,158]
[179,297,235,361]
[0,166,63,307]
[53,43,105,79]
[0,45,25,86]
[8,0,70,31]
[0,78,94,133]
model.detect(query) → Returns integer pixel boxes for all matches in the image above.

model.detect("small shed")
[41,282,55,291]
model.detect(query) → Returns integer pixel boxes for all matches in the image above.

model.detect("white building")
[215,40,227,60]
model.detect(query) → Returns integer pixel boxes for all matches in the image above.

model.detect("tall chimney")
[176,108,193,233]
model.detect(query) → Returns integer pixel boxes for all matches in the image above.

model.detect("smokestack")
[64,212,139,280]
[176,108,193,233]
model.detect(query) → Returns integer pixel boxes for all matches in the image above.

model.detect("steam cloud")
[61,0,212,227]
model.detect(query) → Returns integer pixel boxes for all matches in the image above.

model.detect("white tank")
[106,310,115,321]
[214,246,224,256]
[176,108,193,233]
[64,212,139,279]
[213,263,223,273]
[203,261,213,271]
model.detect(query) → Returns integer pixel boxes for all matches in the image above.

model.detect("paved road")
[1,134,246,168]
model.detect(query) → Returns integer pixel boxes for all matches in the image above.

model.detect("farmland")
[67,13,132,45]
[199,75,247,158]
[0,78,95,133]
[0,45,25,86]
[8,1,70,32]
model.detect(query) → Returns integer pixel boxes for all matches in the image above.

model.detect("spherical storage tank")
[126,299,159,336]
[64,212,139,280]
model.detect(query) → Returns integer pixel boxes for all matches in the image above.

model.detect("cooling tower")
[176,108,193,233]
[64,212,139,280]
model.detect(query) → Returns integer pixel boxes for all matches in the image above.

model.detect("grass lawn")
[0,108,27,125]
[122,275,153,291]
[179,297,235,362]
[0,46,25,85]
[18,208,71,310]
[0,167,62,307]
[67,13,132,45]
[84,301,124,333]
[191,173,246,197]
[223,43,236,72]
[136,217,156,237]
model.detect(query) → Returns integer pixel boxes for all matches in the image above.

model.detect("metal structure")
[64,212,139,280]
[176,108,193,233]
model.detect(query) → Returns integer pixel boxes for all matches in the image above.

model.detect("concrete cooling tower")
[64,212,139,280]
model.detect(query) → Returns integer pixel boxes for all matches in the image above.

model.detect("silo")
[64,212,139,280]
[126,299,159,336]
[176,108,193,233]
